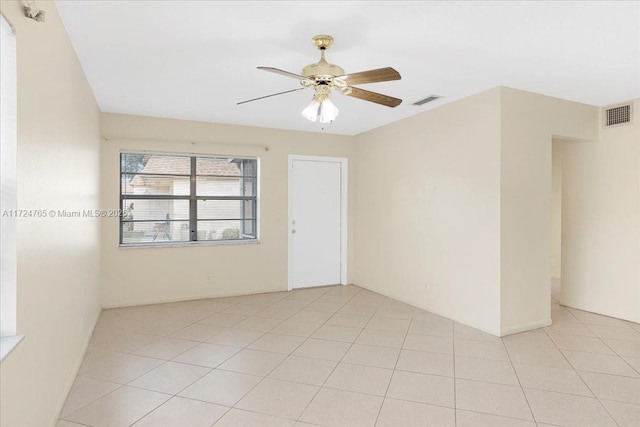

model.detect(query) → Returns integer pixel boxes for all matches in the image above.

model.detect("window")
[120,153,258,246]
[1,13,21,356]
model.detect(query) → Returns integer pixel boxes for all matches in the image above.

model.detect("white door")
[289,156,347,289]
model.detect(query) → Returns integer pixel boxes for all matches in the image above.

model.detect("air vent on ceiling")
[603,103,632,128]
[413,95,441,106]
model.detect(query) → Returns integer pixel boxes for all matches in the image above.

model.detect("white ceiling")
[55,1,640,136]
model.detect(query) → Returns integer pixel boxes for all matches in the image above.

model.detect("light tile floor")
[58,285,640,427]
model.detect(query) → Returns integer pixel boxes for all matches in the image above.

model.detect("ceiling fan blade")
[257,67,307,80]
[345,87,402,108]
[237,87,308,105]
[341,67,401,85]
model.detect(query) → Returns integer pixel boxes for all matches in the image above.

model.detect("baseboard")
[102,286,289,309]
[50,306,102,427]
[500,318,552,337]
[353,282,502,337]
[560,302,640,324]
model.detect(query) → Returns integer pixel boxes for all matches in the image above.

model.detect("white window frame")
[119,151,260,248]
[0,13,23,361]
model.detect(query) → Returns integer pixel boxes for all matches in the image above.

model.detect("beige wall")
[551,141,562,280]
[100,113,354,307]
[0,1,102,426]
[354,88,503,335]
[560,98,640,323]
[499,87,599,335]
[353,87,601,336]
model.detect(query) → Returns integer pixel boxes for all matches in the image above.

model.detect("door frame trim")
[288,154,348,291]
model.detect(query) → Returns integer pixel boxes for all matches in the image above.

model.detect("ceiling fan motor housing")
[301,34,345,80]
[301,62,345,80]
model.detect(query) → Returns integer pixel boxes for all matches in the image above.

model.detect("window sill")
[119,239,260,249]
[0,335,24,362]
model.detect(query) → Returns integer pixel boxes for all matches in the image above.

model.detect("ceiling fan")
[237,35,402,123]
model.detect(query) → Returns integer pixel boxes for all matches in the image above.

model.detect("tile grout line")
[91,339,233,426]
[125,389,175,427]
[217,288,334,423]
[542,317,622,427]
[296,290,412,421]
[63,287,345,426]
[140,290,310,424]
[209,286,365,424]
[501,332,537,424]
[546,332,631,357]
[598,335,640,377]
[59,382,125,423]
[291,288,374,424]
[452,323,457,426]
[558,350,640,380]
[371,305,414,427]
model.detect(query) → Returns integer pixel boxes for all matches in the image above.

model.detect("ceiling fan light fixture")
[302,85,338,123]
[319,98,338,123]
[301,100,321,121]
[301,98,339,123]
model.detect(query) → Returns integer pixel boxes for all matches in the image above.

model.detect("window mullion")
[190,156,197,241]
[241,161,246,236]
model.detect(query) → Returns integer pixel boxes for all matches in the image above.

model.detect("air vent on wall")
[413,95,441,106]
[603,103,632,127]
